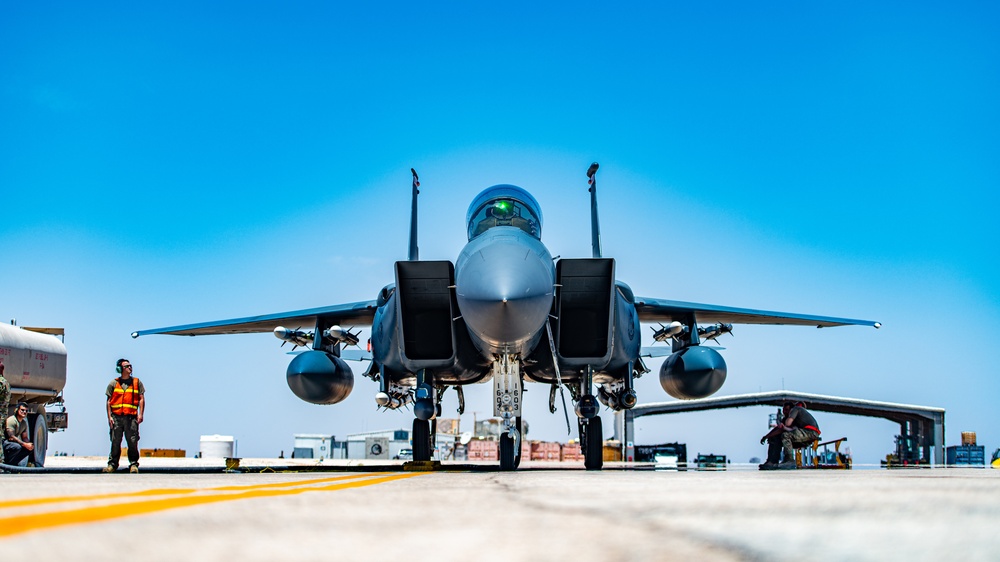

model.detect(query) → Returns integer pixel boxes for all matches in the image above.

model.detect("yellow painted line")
[0,488,198,510]
[203,473,377,492]
[0,473,376,510]
[0,472,423,539]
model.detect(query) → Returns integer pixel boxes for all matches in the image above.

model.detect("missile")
[651,321,686,343]
[375,392,410,410]
[698,323,733,342]
[325,325,360,347]
[274,326,312,348]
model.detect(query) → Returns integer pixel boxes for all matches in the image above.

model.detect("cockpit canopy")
[466,184,543,241]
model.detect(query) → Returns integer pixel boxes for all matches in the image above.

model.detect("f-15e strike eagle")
[133,163,879,470]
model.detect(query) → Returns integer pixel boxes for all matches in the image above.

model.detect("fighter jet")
[132,164,879,470]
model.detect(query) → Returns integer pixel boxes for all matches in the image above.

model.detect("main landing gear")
[411,368,440,462]
[575,366,604,470]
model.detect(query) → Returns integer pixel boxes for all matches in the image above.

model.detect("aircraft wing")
[131,300,379,337]
[633,297,880,328]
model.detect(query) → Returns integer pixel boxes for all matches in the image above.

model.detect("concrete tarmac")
[0,458,996,561]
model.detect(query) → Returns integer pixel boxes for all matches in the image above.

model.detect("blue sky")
[2,2,997,464]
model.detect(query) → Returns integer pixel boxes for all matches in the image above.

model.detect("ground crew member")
[104,358,145,473]
[4,402,35,467]
[0,361,10,465]
[759,401,821,470]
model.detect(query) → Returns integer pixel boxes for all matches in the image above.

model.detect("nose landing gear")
[494,353,523,471]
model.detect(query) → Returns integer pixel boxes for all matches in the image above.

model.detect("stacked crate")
[530,441,562,461]
[560,442,583,462]
[466,439,498,461]
[603,444,623,462]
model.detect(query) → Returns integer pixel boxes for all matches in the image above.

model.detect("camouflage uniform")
[764,405,821,465]
[109,414,140,469]
[770,406,820,463]
[780,426,821,462]
[0,373,9,465]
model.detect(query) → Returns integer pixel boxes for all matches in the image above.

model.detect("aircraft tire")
[513,416,523,468]
[28,413,47,468]
[584,416,603,471]
[499,433,516,471]
[412,418,431,462]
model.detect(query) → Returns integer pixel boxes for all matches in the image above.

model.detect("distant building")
[345,428,456,460]
[346,429,410,460]
[293,434,345,460]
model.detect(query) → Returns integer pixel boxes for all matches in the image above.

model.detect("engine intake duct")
[395,260,457,369]
[555,258,615,366]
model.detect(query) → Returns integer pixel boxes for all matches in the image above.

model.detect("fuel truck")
[0,321,68,466]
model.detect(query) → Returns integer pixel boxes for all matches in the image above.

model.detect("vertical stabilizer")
[587,162,602,258]
[409,168,420,261]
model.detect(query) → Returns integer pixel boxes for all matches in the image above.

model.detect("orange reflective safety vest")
[109,377,142,416]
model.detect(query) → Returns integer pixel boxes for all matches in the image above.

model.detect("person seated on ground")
[3,403,35,467]
[759,401,821,470]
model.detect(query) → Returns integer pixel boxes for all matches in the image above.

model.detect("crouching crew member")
[4,403,35,467]
[759,401,821,470]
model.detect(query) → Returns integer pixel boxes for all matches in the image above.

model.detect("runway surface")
[0,460,996,561]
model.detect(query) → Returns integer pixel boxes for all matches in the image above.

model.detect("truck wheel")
[28,414,47,467]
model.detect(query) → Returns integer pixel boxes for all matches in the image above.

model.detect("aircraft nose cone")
[456,234,554,347]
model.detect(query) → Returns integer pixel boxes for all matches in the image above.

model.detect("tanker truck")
[0,321,68,466]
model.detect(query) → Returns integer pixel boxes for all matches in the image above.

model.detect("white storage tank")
[200,435,236,459]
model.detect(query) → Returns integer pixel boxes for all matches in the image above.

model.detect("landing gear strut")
[575,365,603,470]
[494,354,522,471]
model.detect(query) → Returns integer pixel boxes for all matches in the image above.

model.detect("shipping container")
[140,448,186,458]
[946,445,985,466]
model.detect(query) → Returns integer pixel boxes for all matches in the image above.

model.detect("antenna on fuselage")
[409,168,420,261]
[587,162,602,258]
